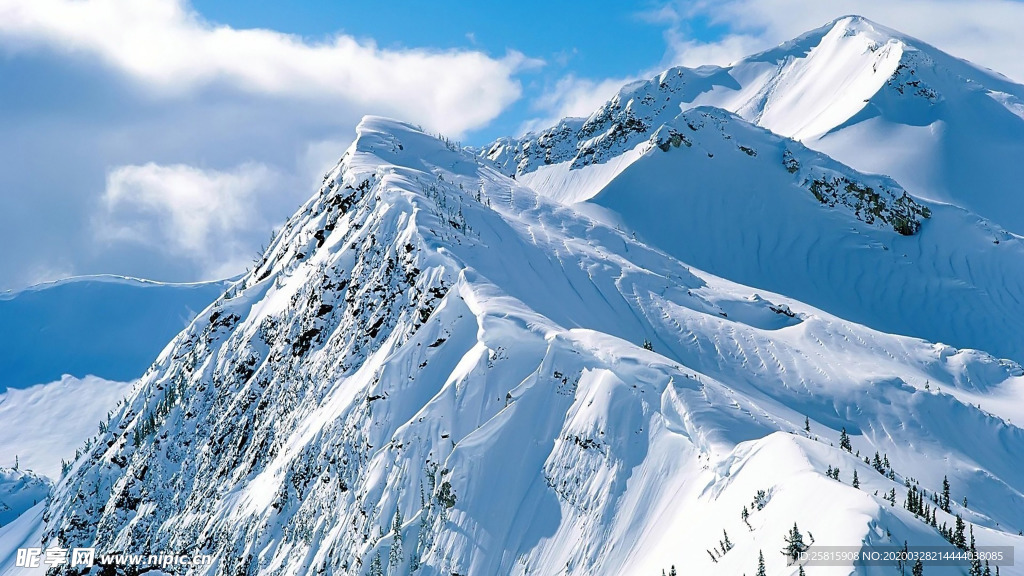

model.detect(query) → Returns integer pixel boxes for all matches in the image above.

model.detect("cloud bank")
[0,0,528,134]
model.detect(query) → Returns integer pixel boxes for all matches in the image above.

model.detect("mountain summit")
[488,15,1024,234]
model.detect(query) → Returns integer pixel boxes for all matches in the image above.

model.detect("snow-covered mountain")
[485,15,1024,235]
[482,17,1024,363]
[38,107,1024,576]
[0,275,228,392]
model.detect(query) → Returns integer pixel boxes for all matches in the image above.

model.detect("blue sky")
[1,0,1023,290]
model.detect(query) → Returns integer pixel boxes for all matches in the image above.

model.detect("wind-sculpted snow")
[588,107,1024,364]
[43,116,1024,576]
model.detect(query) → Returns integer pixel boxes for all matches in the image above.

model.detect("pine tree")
[942,475,951,512]
[954,515,967,549]
[369,552,383,576]
[853,469,860,488]
[804,416,810,433]
[898,541,910,576]
[913,558,924,576]
[389,507,404,567]
[722,529,734,552]
[839,427,852,452]
[969,525,982,576]
[782,522,809,563]
[756,550,767,576]
[13,455,18,470]
[669,566,677,576]
[798,566,806,576]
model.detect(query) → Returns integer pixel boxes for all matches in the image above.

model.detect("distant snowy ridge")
[484,15,1024,235]
[0,469,49,528]
[0,275,229,390]
[41,116,1024,576]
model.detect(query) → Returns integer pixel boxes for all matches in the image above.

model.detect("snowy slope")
[585,107,1024,364]
[0,502,46,576]
[485,15,1024,235]
[40,117,1024,576]
[0,276,228,392]
[0,469,49,528]
[0,376,134,478]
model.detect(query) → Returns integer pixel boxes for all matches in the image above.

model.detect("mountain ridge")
[39,114,1024,576]
[484,14,1024,234]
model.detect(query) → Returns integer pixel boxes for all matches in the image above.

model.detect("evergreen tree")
[839,427,852,452]
[804,416,811,433]
[853,469,860,488]
[669,566,677,576]
[756,550,767,576]
[913,558,924,576]
[942,475,951,512]
[898,541,910,576]
[969,525,982,576]
[954,515,967,549]
[722,529,734,552]
[369,552,383,576]
[799,565,806,576]
[389,507,404,567]
[782,522,809,563]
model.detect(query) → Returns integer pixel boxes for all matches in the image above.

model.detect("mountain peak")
[825,14,902,38]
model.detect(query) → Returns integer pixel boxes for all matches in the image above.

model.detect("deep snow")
[35,114,1024,576]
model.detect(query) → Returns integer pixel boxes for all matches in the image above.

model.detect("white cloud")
[98,162,288,277]
[0,0,530,135]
